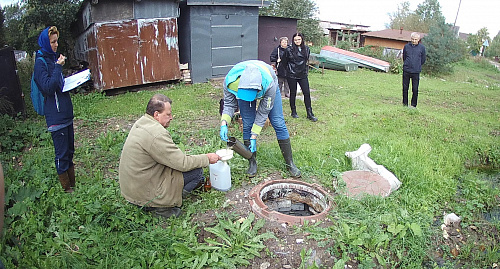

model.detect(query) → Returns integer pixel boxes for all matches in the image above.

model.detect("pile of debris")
[179,63,191,84]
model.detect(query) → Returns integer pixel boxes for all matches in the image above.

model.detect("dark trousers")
[402,72,420,107]
[183,168,204,192]
[51,124,74,175]
[278,76,289,97]
[287,77,312,110]
[237,91,289,141]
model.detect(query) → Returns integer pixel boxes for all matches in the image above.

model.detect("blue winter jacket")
[33,27,73,131]
[403,42,426,73]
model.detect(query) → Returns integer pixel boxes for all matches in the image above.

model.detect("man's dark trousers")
[402,71,420,107]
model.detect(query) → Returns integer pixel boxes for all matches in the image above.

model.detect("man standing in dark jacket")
[402,32,426,108]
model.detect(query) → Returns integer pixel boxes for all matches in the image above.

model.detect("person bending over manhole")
[119,94,221,219]
[219,60,301,178]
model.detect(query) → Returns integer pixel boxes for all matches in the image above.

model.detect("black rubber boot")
[244,140,257,177]
[291,107,299,118]
[278,138,301,178]
[306,107,318,122]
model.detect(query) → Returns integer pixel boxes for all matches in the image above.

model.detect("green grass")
[1,57,499,268]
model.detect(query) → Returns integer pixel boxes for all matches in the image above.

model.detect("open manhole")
[248,179,332,224]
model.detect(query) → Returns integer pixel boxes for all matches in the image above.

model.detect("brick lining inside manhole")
[249,179,332,224]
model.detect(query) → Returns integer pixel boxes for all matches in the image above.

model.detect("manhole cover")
[248,179,332,224]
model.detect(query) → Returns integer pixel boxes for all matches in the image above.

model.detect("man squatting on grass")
[118,94,220,219]
[402,32,426,108]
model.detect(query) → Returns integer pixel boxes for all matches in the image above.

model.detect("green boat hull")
[310,53,358,72]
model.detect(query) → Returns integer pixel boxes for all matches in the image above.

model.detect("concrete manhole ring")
[248,179,333,225]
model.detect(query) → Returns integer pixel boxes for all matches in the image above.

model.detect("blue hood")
[225,60,273,100]
[38,27,57,57]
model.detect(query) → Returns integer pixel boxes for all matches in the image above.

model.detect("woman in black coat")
[282,33,317,122]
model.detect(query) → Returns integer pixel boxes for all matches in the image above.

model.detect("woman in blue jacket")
[219,60,301,178]
[33,26,75,193]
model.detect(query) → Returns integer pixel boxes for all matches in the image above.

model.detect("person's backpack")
[31,53,47,116]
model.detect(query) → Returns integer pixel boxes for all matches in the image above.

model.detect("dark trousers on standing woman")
[51,124,75,175]
[278,76,289,97]
[287,77,312,113]
[402,71,420,107]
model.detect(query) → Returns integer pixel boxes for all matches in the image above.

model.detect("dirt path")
[489,60,500,70]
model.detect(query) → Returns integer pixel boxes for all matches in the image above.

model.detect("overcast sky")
[0,0,17,8]
[1,0,499,39]
[314,0,500,39]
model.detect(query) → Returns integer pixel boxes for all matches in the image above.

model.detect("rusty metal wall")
[95,20,142,90]
[76,18,180,91]
[74,0,181,91]
[138,19,180,84]
[96,19,180,90]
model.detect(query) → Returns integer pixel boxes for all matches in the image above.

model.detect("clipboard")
[63,69,91,92]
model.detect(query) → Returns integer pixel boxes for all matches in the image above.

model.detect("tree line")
[0,0,81,60]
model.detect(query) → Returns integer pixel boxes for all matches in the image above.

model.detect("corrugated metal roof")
[362,29,427,42]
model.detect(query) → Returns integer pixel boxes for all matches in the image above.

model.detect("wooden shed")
[257,16,298,65]
[73,0,181,91]
[319,21,370,48]
[178,0,268,84]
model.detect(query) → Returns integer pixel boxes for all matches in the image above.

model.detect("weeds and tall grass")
[1,57,499,267]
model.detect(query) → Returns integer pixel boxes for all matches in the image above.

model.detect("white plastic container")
[209,160,231,191]
[216,148,233,161]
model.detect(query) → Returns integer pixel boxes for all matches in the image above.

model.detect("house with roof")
[362,28,427,55]
[319,21,370,48]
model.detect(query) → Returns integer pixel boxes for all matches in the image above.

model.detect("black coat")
[270,45,288,77]
[403,42,426,73]
[282,45,310,79]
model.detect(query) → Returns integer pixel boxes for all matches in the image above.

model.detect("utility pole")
[454,0,462,27]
